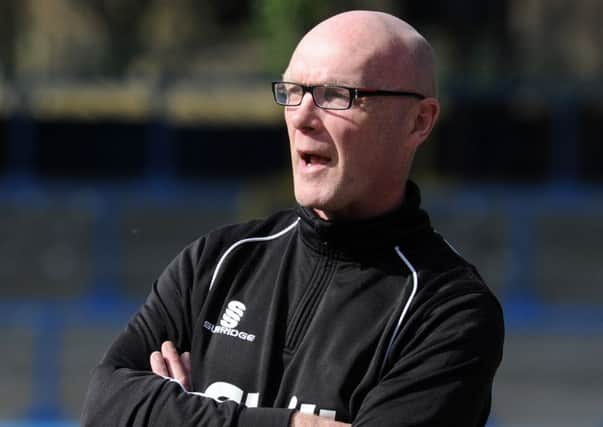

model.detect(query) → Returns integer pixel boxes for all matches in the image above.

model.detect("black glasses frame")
[272,81,426,110]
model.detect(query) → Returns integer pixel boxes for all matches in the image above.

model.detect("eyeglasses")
[272,81,425,110]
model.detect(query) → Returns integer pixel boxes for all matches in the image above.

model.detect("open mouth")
[301,152,330,166]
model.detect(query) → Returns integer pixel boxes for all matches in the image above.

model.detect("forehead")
[284,36,374,86]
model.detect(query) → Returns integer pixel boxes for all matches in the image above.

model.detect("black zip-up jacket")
[81,181,504,426]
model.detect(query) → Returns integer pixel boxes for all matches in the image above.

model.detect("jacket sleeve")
[80,239,293,427]
[353,289,504,427]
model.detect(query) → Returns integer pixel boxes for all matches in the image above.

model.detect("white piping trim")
[209,218,300,290]
[384,246,419,363]
[443,238,462,256]
[435,230,462,257]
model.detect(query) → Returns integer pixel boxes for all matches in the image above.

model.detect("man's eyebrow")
[277,77,361,87]
[330,77,361,86]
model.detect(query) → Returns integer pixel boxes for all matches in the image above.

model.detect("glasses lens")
[274,83,303,106]
[314,86,351,109]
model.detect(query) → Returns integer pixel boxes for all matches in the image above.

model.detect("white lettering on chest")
[199,381,337,420]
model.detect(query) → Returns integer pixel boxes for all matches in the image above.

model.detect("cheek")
[285,117,297,158]
[284,114,294,140]
[330,123,374,177]
[347,126,404,179]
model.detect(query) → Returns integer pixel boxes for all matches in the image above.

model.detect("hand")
[150,341,192,391]
[290,412,351,427]
[150,342,350,427]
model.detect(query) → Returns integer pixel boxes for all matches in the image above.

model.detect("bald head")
[286,11,437,98]
[282,11,441,220]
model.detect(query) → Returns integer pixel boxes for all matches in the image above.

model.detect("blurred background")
[0,0,602,426]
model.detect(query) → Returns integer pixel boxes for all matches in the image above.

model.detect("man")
[82,10,504,427]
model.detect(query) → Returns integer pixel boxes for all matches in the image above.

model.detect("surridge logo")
[203,300,256,343]
[220,300,246,328]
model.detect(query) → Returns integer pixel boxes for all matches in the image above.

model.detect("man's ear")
[410,98,440,146]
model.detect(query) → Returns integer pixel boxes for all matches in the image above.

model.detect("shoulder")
[159,208,299,291]
[174,208,300,266]
[396,242,504,370]
[204,208,300,247]
[396,227,504,342]
[396,227,496,297]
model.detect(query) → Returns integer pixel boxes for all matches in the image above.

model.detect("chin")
[294,190,328,211]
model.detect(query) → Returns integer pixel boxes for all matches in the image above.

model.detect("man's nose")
[287,92,322,131]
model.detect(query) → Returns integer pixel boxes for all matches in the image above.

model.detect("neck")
[312,185,407,222]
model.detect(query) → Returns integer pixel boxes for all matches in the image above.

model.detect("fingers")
[181,351,192,377]
[290,412,351,427]
[149,341,192,391]
[150,350,169,377]
[180,351,193,391]
[161,341,191,391]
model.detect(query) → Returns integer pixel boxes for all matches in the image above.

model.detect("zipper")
[284,246,337,352]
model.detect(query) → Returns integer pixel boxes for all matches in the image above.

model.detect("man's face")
[283,38,414,220]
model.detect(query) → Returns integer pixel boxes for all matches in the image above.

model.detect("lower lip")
[298,156,330,174]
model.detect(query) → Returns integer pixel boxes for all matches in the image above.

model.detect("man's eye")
[289,86,303,96]
[323,88,347,101]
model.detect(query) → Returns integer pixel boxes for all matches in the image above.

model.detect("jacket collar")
[296,180,431,258]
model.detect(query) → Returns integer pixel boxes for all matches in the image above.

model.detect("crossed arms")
[150,341,349,427]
